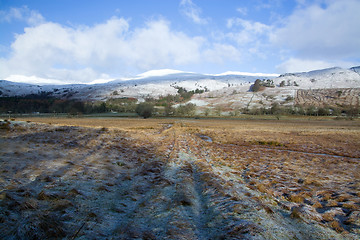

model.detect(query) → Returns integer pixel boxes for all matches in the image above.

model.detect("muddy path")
[0,120,358,239]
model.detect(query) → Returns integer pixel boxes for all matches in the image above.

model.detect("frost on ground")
[0,118,359,239]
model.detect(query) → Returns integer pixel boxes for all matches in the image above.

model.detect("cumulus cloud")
[225,17,272,60]
[1,14,209,83]
[180,0,208,24]
[272,0,360,59]
[227,18,271,45]
[128,20,204,69]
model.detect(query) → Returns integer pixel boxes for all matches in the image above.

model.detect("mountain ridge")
[1,67,359,109]
[0,70,278,100]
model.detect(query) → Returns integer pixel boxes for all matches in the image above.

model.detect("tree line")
[1,91,358,119]
[0,89,198,118]
[0,97,107,115]
[240,103,359,118]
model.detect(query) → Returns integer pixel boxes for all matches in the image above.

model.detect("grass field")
[1,117,359,239]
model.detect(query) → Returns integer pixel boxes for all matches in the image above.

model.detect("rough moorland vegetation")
[1,118,359,239]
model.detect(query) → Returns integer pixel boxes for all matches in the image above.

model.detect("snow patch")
[274,67,360,89]
[188,99,208,106]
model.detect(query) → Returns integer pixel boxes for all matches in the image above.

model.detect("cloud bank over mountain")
[1,0,359,84]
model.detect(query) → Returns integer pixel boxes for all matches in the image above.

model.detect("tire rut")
[165,131,265,239]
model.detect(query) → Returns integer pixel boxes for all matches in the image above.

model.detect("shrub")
[285,96,294,102]
[251,79,261,92]
[176,103,196,117]
[136,103,154,119]
[318,107,330,116]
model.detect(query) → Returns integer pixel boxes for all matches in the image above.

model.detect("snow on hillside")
[184,66,360,112]
[274,66,360,89]
[0,70,275,100]
[191,83,296,112]
[1,67,359,103]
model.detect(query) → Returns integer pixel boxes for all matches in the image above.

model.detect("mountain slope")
[274,66,360,89]
[0,71,277,100]
[190,66,360,112]
[1,67,359,112]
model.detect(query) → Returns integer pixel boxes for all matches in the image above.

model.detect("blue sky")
[1,0,360,84]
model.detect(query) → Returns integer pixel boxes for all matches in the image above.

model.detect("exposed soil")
[1,118,359,239]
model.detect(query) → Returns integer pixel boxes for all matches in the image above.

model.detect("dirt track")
[0,119,359,239]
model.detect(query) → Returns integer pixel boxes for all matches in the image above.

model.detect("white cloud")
[226,18,272,45]
[236,7,248,16]
[180,0,208,24]
[128,20,204,69]
[0,7,22,22]
[225,17,272,61]
[0,7,23,22]
[295,0,308,6]
[0,6,44,25]
[1,14,212,84]
[5,75,72,85]
[276,58,334,73]
[272,0,360,59]
[276,58,359,73]
[204,43,241,64]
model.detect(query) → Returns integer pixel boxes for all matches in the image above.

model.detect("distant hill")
[1,66,359,115]
[0,70,278,101]
[274,66,360,89]
[190,66,360,113]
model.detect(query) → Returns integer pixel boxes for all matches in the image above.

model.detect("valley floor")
[1,118,360,239]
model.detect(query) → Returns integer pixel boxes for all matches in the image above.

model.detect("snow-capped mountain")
[274,66,360,89]
[0,66,359,103]
[0,70,277,100]
[189,66,360,111]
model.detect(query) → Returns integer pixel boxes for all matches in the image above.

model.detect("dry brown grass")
[16,117,175,132]
[2,117,360,238]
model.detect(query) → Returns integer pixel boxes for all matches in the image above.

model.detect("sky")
[0,0,360,84]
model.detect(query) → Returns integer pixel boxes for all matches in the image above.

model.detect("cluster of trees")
[251,79,275,92]
[0,92,198,118]
[2,89,358,119]
[279,80,299,87]
[132,88,202,118]
[198,104,359,120]
[135,102,196,118]
[174,87,204,101]
[0,97,107,115]
[105,98,137,113]
[174,103,196,116]
[251,78,301,92]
